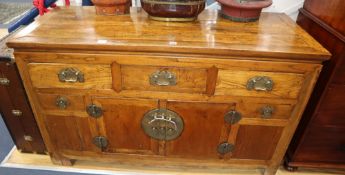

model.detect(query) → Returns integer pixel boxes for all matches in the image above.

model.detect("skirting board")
[1,148,344,175]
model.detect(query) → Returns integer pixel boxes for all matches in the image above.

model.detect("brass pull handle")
[142,109,184,141]
[12,110,23,117]
[224,110,242,124]
[58,68,84,83]
[0,78,10,86]
[24,135,33,142]
[86,104,103,118]
[246,76,274,91]
[56,96,69,109]
[217,142,235,154]
[260,105,274,119]
[149,70,177,86]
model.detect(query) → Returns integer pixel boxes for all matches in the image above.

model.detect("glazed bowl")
[141,0,206,21]
[92,0,131,15]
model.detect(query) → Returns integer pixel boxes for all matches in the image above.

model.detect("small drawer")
[37,93,85,111]
[237,102,294,119]
[120,65,209,94]
[28,63,112,89]
[216,70,304,99]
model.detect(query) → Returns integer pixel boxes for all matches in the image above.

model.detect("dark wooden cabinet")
[0,34,46,154]
[285,0,345,170]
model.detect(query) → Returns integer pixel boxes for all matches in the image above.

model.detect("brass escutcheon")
[142,109,184,141]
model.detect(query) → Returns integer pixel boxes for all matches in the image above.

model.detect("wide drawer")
[28,63,112,89]
[120,65,209,94]
[216,70,304,99]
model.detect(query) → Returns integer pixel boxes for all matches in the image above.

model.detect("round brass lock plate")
[141,109,184,141]
[217,142,235,154]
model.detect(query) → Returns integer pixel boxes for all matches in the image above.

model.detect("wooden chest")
[7,7,330,175]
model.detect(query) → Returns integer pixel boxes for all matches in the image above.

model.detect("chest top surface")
[7,7,330,62]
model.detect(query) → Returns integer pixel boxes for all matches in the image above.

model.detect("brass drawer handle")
[260,105,274,119]
[24,135,33,142]
[142,109,184,141]
[224,110,242,124]
[246,76,274,91]
[12,110,23,117]
[217,142,235,154]
[149,70,177,86]
[58,68,84,83]
[56,96,69,109]
[86,104,103,118]
[0,78,10,86]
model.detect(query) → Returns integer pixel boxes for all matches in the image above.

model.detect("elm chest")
[7,7,330,175]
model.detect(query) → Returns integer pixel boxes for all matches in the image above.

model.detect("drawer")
[237,102,294,119]
[37,93,85,111]
[216,70,305,99]
[119,65,209,94]
[28,63,112,89]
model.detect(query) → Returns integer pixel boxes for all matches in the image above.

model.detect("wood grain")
[6,7,330,61]
[28,63,112,89]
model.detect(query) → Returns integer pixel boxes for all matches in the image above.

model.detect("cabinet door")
[92,97,159,155]
[44,115,98,153]
[165,101,235,159]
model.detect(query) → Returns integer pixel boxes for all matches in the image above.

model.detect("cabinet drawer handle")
[246,76,274,91]
[260,105,274,119]
[12,110,23,117]
[56,96,69,109]
[0,78,10,86]
[58,68,84,83]
[149,70,177,86]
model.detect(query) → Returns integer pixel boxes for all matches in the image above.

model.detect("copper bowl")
[141,0,206,21]
[216,0,272,22]
[92,0,131,15]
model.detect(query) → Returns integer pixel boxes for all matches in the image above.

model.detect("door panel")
[93,98,159,155]
[44,115,98,152]
[165,101,234,158]
[231,125,283,160]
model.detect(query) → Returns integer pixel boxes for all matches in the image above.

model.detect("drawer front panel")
[238,102,294,119]
[216,70,304,99]
[28,63,112,89]
[37,93,85,111]
[121,65,208,93]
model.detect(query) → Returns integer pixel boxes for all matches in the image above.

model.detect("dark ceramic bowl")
[141,0,206,21]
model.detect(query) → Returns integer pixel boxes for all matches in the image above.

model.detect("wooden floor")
[1,148,344,175]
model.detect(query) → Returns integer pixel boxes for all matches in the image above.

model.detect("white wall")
[57,0,305,21]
